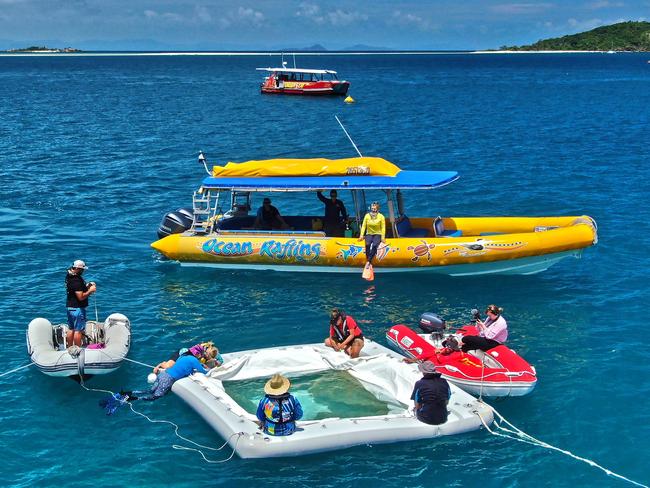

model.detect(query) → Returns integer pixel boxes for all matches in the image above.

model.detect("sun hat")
[264,373,291,395]
[418,361,438,375]
[73,260,88,270]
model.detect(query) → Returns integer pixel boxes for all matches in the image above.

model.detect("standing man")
[65,259,96,347]
[317,190,348,237]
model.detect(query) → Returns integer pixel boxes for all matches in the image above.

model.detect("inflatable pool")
[172,340,493,458]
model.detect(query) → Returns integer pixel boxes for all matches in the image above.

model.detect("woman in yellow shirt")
[358,201,386,268]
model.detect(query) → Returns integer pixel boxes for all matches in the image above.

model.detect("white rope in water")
[476,403,648,488]
[0,362,36,378]
[78,375,240,463]
[118,356,156,369]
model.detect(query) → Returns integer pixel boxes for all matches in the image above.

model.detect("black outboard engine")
[157,207,194,239]
[419,312,446,340]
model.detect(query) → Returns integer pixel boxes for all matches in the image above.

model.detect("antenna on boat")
[198,151,210,175]
[335,115,363,157]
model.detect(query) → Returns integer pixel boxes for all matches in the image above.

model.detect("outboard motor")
[157,207,194,239]
[419,312,446,341]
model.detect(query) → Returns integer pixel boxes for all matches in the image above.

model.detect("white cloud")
[491,3,556,14]
[296,2,366,26]
[142,10,182,22]
[567,17,604,30]
[235,7,264,26]
[296,2,323,23]
[390,10,432,31]
[195,5,212,23]
[586,1,625,9]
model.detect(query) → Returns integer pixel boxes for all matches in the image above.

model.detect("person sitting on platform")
[256,373,303,436]
[253,197,290,230]
[411,361,451,425]
[324,308,365,359]
[317,189,348,237]
[121,354,216,402]
[459,304,508,353]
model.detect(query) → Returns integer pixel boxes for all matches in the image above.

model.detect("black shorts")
[334,334,364,344]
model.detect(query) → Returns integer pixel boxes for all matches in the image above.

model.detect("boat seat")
[433,216,462,238]
[395,216,429,238]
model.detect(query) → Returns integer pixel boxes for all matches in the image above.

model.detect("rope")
[117,356,156,369]
[78,375,240,463]
[476,403,648,488]
[0,362,36,378]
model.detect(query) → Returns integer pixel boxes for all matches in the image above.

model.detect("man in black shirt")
[410,361,451,425]
[65,259,97,347]
[317,190,347,237]
[254,197,290,230]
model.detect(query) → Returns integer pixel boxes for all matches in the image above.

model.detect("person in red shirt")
[324,308,364,358]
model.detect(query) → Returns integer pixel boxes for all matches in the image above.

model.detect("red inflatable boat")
[387,323,537,397]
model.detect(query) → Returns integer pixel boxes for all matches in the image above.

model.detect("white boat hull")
[26,313,131,377]
[176,249,581,276]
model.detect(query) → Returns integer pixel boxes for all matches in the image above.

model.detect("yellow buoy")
[344,96,355,104]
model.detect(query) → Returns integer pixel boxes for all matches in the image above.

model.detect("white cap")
[72,260,88,270]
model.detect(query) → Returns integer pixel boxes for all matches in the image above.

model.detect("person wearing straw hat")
[410,361,451,425]
[256,374,303,436]
[65,259,97,347]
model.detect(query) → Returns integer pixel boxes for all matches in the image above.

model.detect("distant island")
[5,45,81,53]
[502,21,650,52]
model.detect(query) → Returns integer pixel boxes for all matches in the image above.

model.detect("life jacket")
[332,318,353,342]
[263,394,295,424]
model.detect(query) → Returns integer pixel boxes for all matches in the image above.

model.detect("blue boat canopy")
[201,171,459,192]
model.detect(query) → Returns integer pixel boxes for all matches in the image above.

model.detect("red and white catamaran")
[256,64,350,96]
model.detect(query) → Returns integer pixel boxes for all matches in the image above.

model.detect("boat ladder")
[191,190,216,234]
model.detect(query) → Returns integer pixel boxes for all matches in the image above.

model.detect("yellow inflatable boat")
[151,156,597,276]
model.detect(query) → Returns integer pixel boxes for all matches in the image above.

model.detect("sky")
[0,0,648,50]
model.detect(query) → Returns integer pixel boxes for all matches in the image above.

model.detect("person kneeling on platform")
[324,308,365,359]
[459,304,508,353]
[256,374,303,436]
[411,361,451,425]
[122,354,216,402]
[156,341,223,372]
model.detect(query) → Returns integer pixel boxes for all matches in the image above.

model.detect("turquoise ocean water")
[0,53,649,487]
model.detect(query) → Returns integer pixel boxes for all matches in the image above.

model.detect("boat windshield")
[204,188,430,239]
[274,71,338,82]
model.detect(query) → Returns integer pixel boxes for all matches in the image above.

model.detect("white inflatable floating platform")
[173,340,493,458]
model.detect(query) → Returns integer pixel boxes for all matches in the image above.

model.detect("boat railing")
[216,229,326,238]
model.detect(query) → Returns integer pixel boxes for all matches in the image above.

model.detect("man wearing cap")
[65,260,97,347]
[317,190,348,237]
[253,197,290,230]
[410,361,451,425]
[256,374,303,436]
